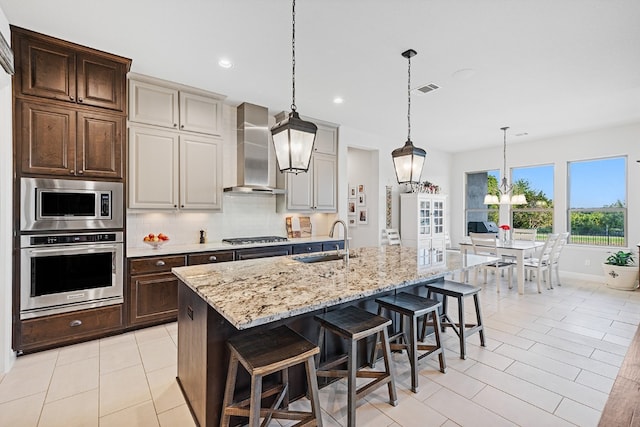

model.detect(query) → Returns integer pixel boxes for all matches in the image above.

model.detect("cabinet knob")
[155,260,166,266]
[69,320,82,327]
[69,96,75,101]
[208,256,217,261]
[77,170,84,174]
[69,170,75,174]
[173,123,177,128]
[78,98,84,103]
[181,205,184,208]
[180,125,184,129]
[307,247,312,251]
[174,205,178,208]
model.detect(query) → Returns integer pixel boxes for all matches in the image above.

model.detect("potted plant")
[603,250,639,290]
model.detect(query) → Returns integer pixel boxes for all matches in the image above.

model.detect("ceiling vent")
[416,83,440,94]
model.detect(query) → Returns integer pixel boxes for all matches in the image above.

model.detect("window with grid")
[510,164,554,241]
[568,157,626,246]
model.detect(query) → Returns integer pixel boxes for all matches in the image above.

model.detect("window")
[465,171,499,235]
[568,157,626,246]
[511,165,554,241]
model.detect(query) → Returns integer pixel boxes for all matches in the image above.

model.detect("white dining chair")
[511,228,537,241]
[549,232,570,288]
[384,229,401,246]
[523,233,559,292]
[469,232,514,292]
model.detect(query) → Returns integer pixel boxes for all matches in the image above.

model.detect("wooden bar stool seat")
[424,280,485,360]
[371,292,446,393]
[315,305,397,427]
[220,325,322,427]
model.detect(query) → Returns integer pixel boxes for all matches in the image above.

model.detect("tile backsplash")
[126,195,333,248]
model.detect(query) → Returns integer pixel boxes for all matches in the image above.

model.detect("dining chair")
[468,232,514,292]
[549,232,570,288]
[511,228,537,241]
[523,233,559,292]
[384,229,401,246]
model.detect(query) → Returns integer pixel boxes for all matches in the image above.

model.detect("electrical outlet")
[584,259,590,266]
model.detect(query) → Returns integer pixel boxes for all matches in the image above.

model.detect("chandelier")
[483,127,527,205]
[391,49,426,184]
[270,0,317,174]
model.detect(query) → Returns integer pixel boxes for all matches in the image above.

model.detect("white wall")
[450,122,640,280]
[0,7,16,373]
[347,147,379,248]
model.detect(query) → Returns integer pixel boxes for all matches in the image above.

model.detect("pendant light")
[271,0,317,174]
[392,49,427,184]
[483,126,527,205]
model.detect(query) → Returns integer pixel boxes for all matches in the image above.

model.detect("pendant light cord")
[291,0,297,112]
[407,53,411,141]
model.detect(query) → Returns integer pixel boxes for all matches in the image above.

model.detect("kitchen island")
[172,246,495,426]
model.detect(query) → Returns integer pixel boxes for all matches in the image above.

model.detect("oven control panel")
[22,232,123,247]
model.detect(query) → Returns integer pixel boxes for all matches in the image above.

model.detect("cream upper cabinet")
[128,126,222,211]
[129,74,224,136]
[277,119,338,213]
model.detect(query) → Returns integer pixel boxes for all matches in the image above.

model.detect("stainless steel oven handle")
[25,244,121,254]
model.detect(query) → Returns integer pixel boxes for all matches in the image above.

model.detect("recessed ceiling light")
[218,58,233,69]
[333,97,344,104]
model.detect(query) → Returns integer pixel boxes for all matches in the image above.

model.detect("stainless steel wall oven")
[20,231,124,319]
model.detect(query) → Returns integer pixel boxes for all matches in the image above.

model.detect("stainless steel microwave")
[20,177,123,231]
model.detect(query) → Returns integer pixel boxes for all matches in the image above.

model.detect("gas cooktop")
[222,236,289,245]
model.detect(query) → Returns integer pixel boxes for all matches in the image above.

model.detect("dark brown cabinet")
[187,250,235,265]
[18,100,124,178]
[128,255,186,327]
[15,28,127,112]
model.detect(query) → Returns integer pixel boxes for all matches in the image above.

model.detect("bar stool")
[315,305,397,427]
[370,292,446,393]
[220,325,322,427]
[423,280,485,360]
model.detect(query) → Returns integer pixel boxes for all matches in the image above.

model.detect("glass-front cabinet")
[401,193,447,267]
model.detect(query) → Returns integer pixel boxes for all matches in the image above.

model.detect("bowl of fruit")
[143,233,170,249]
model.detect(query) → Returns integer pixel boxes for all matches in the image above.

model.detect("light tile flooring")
[1,275,639,426]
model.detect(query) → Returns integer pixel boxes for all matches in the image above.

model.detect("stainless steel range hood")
[223,102,285,195]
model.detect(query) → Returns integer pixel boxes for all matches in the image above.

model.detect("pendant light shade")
[484,127,527,205]
[392,49,427,184]
[271,0,317,174]
[392,140,426,184]
[272,111,317,173]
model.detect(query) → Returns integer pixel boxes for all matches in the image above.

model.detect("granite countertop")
[127,235,342,258]
[172,246,496,330]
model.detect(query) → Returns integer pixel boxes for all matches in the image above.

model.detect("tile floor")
[0,275,638,427]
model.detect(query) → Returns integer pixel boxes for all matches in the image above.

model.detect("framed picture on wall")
[348,216,357,227]
[348,201,356,214]
[357,193,366,206]
[348,185,357,199]
[357,208,368,224]
[358,184,365,194]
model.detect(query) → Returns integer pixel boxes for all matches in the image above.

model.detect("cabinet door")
[77,111,123,179]
[129,273,178,325]
[418,198,432,238]
[286,165,314,211]
[18,36,76,103]
[128,126,179,209]
[19,100,77,176]
[313,153,337,212]
[76,53,125,111]
[179,134,222,210]
[129,79,179,129]
[313,123,337,155]
[179,91,222,135]
[432,198,446,239]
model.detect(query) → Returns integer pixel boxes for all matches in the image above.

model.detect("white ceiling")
[2,0,639,153]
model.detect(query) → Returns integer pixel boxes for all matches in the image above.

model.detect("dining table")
[459,238,545,294]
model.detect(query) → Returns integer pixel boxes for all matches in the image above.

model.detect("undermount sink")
[294,253,354,264]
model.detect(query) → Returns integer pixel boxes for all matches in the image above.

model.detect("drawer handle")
[69,320,82,327]
[155,260,166,266]
[208,256,217,261]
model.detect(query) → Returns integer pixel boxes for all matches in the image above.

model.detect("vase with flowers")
[499,224,511,244]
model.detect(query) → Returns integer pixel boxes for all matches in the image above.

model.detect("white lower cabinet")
[129,126,222,210]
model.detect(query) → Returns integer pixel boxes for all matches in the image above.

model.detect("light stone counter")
[127,235,342,258]
[172,246,495,330]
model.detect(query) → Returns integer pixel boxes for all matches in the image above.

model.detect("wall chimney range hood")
[223,103,285,195]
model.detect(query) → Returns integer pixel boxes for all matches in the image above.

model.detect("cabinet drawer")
[292,243,324,254]
[188,251,234,265]
[129,255,186,275]
[323,241,344,251]
[21,304,123,347]
[236,246,292,260]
